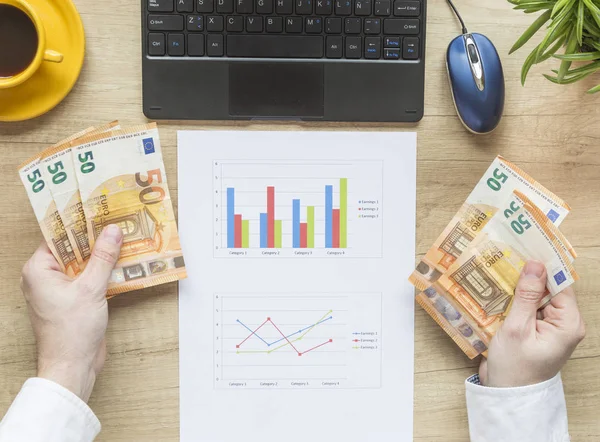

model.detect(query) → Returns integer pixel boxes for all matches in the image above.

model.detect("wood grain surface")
[0,0,598,440]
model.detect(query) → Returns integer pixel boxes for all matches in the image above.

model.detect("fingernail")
[523,260,545,278]
[102,224,123,244]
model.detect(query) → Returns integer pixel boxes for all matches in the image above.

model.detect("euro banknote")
[409,156,571,291]
[71,123,186,296]
[416,200,578,359]
[40,121,120,265]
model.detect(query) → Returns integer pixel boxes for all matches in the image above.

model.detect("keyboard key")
[257,0,273,13]
[286,16,302,32]
[217,0,234,12]
[384,48,400,59]
[176,0,194,12]
[403,36,419,59]
[326,35,343,58]
[148,0,173,12]
[168,33,185,56]
[364,18,380,34]
[207,15,224,31]
[326,17,341,33]
[374,0,390,15]
[384,18,419,34]
[207,34,224,56]
[316,0,332,14]
[345,17,361,33]
[247,16,263,31]
[345,36,361,58]
[354,0,371,15]
[187,15,204,31]
[237,0,253,12]
[148,15,184,31]
[276,0,293,13]
[188,34,205,55]
[384,36,400,47]
[266,16,283,32]
[148,33,166,55]
[305,17,322,33]
[226,35,323,57]
[296,0,312,14]
[197,0,214,12]
[394,0,419,16]
[227,15,244,31]
[335,0,351,15]
[364,36,380,58]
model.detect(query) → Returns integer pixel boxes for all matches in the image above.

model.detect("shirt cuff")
[0,378,101,442]
[465,372,570,442]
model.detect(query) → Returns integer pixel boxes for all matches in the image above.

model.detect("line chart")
[214,293,383,389]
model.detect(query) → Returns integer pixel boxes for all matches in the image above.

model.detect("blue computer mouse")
[446,33,505,134]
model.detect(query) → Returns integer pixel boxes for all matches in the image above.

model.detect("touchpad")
[229,63,324,118]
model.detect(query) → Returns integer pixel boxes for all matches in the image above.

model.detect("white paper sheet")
[178,131,416,442]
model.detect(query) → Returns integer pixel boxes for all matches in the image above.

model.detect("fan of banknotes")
[409,156,578,359]
[18,121,187,298]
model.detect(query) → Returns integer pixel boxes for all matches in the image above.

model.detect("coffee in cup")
[0,4,39,78]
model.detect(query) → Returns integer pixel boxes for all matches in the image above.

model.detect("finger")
[549,286,577,310]
[32,242,63,272]
[504,260,547,334]
[78,225,123,297]
[478,356,488,386]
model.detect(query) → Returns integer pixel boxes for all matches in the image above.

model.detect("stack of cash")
[18,122,186,298]
[409,157,578,358]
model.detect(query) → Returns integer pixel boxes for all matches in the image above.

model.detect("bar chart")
[214,292,382,389]
[214,160,383,258]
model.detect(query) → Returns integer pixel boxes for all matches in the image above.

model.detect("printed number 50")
[78,151,96,174]
[487,168,508,191]
[135,168,165,205]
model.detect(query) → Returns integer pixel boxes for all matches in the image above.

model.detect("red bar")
[300,223,307,248]
[267,186,275,248]
[234,214,242,248]
[332,209,340,248]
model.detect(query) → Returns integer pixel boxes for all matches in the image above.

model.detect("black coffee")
[0,4,39,78]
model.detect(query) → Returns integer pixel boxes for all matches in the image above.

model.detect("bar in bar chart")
[214,160,383,258]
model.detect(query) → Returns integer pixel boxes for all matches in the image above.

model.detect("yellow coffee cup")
[0,0,64,89]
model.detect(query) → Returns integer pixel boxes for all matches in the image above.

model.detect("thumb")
[504,260,547,333]
[79,225,123,296]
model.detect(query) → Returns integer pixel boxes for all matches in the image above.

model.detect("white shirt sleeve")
[465,372,570,442]
[0,378,101,442]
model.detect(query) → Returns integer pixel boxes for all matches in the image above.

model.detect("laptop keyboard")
[146,0,423,60]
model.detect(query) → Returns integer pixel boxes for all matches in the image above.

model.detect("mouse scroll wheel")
[467,44,479,64]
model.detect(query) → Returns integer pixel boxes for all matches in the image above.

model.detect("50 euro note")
[71,122,186,297]
[40,121,120,265]
[416,201,579,359]
[409,156,571,291]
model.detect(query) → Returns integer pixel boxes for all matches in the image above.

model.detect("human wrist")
[37,358,97,402]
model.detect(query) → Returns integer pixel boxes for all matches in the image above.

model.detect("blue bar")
[293,199,301,248]
[260,213,268,248]
[325,185,333,248]
[227,188,235,248]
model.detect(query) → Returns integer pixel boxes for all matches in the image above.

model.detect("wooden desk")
[1,0,598,440]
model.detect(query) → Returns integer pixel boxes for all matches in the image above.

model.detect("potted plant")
[509,0,600,93]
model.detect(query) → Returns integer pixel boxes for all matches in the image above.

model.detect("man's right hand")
[479,260,586,388]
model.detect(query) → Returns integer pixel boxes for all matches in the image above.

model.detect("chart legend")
[214,293,382,389]
[213,160,383,258]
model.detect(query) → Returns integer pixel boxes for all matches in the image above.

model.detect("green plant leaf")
[583,16,600,37]
[587,83,600,93]
[510,9,552,54]
[582,0,600,29]
[522,46,541,85]
[557,29,580,80]
[544,71,595,84]
[552,0,575,17]
[584,38,600,51]
[576,0,585,44]
[562,59,600,75]
[554,51,600,60]
[538,37,567,61]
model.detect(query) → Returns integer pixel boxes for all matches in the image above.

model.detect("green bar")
[307,206,315,248]
[242,220,249,248]
[274,220,282,248]
[340,178,347,248]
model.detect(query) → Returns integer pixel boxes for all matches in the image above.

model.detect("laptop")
[142,0,427,122]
